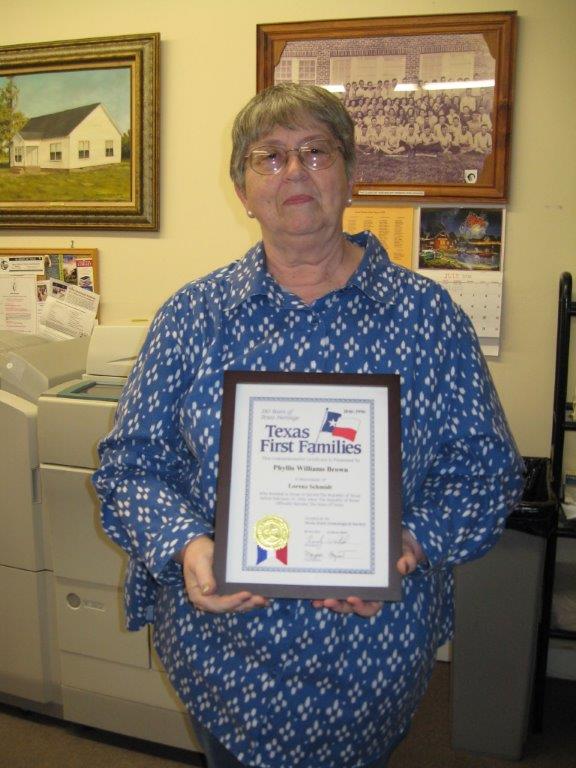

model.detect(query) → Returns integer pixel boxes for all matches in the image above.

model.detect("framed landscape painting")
[0,32,159,230]
[257,13,516,202]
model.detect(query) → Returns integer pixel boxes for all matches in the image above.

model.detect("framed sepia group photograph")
[0,32,159,230]
[257,12,516,202]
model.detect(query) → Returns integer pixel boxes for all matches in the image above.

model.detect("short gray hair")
[230,83,356,189]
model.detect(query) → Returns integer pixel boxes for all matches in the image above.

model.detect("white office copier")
[0,331,90,715]
[36,325,201,752]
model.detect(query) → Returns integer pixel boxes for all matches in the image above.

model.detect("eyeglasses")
[245,139,342,175]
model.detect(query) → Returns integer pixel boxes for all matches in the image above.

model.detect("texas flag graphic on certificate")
[319,410,359,442]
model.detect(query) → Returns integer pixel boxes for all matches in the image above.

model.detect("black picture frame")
[213,370,402,600]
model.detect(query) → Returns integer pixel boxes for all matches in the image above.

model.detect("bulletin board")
[0,248,99,293]
[0,247,99,335]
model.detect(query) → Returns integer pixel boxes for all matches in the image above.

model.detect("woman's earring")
[247,210,255,218]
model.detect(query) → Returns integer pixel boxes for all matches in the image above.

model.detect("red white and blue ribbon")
[256,545,288,565]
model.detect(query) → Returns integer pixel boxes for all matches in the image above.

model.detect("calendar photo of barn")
[10,103,122,171]
[418,207,504,271]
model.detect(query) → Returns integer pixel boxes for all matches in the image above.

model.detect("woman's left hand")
[311,596,383,617]
[311,529,427,617]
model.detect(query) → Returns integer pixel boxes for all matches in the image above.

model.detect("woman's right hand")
[177,535,268,614]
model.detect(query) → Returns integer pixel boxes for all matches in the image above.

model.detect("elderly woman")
[93,84,524,768]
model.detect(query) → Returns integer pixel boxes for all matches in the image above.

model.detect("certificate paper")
[214,372,402,600]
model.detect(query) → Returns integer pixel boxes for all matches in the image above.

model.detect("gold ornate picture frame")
[0,32,159,230]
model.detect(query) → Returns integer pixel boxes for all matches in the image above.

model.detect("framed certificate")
[214,371,402,601]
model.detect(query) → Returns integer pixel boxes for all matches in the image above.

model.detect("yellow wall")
[4,0,576,465]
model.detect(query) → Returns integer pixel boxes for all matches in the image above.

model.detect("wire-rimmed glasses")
[245,139,342,175]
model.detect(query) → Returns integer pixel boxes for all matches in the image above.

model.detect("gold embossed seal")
[254,515,290,551]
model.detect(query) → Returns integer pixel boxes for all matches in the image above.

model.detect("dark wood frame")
[213,370,402,600]
[257,13,516,203]
[0,33,159,230]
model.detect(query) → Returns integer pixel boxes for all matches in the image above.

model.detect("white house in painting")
[10,103,122,170]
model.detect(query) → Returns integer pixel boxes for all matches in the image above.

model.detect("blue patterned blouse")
[93,231,524,768]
